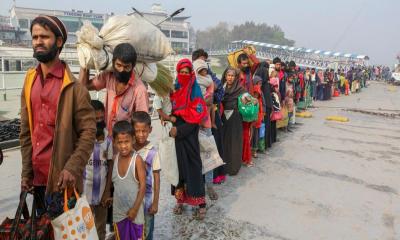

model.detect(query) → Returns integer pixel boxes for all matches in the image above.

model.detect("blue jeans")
[144,214,155,240]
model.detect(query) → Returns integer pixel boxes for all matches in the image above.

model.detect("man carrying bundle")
[80,43,149,135]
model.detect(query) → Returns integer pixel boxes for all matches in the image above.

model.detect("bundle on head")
[149,63,174,97]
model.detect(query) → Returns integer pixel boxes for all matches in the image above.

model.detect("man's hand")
[21,177,34,193]
[169,127,178,138]
[148,203,158,215]
[57,169,76,190]
[127,207,138,221]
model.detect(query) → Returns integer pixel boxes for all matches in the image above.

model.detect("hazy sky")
[1,0,399,65]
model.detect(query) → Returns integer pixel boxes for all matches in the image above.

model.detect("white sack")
[76,15,173,70]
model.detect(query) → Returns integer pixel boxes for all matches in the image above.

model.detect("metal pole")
[1,57,6,101]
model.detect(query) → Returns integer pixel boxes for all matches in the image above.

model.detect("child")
[270,75,281,143]
[193,59,216,129]
[285,89,295,132]
[251,76,265,158]
[83,100,113,240]
[131,112,161,240]
[112,121,146,240]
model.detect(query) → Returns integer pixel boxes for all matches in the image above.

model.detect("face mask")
[96,121,106,131]
[241,66,250,72]
[177,73,191,85]
[33,41,59,63]
[113,70,132,84]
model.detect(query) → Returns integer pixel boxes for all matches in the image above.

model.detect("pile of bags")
[76,15,174,90]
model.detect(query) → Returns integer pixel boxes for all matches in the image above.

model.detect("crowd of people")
[17,14,376,240]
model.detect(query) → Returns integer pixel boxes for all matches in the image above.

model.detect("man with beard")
[237,53,259,167]
[20,15,96,207]
[273,57,286,100]
[80,43,149,135]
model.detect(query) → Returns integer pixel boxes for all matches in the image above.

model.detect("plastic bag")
[51,189,98,240]
[159,122,179,186]
[76,15,173,70]
[198,130,224,174]
[238,94,259,122]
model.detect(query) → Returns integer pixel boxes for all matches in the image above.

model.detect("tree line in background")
[194,21,295,50]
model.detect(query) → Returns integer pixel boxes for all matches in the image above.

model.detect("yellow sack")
[325,115,349,122]
[227,45,256,68]
[277,106,289,129]
[296,111,313,118]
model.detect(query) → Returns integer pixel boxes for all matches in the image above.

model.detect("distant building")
[130,4,191,54]
[2,3,191,53]
[8,4,110,47]
[0,15,25,45]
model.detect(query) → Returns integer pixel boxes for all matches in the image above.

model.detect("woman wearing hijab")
[221,67,247,175]
[169,59,208,220]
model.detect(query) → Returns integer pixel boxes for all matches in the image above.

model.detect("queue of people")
[15,14,375,240]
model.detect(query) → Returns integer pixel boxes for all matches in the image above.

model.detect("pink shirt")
[92,71,149,134]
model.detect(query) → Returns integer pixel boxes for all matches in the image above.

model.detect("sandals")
[173,204,183,215]
[246,162,255,167]
[193,207,207,220]
[207,186,219,200]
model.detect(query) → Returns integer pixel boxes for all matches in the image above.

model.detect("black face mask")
[33,41,59,63]
[96,120,106,131]
[113,70,132,84]
[241,66,250,72]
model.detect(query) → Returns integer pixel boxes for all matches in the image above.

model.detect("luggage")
[227,46,256,69]
[198,130,225,174]
[51,188,99,240]
[159,122,179,186]
[333,89,340,97]
[134,63,158,83]
[238,94,259,122]
[76,15,173,71]
[0,191,53,240]
[276,106,289,129]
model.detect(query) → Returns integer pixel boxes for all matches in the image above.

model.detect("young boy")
[132,111,161,240]
[112,120,146,240]
[251,76,266,157]
[83,100,113,240]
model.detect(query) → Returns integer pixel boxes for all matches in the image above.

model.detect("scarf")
[222,68,246,110]
[170,59,207,124]
[193,59,213,95]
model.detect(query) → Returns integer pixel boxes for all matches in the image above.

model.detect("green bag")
[238,94,259,122]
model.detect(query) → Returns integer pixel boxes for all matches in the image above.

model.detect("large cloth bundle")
[227,45,256,69]
[134,62,158,83]
[76,15,173,71]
